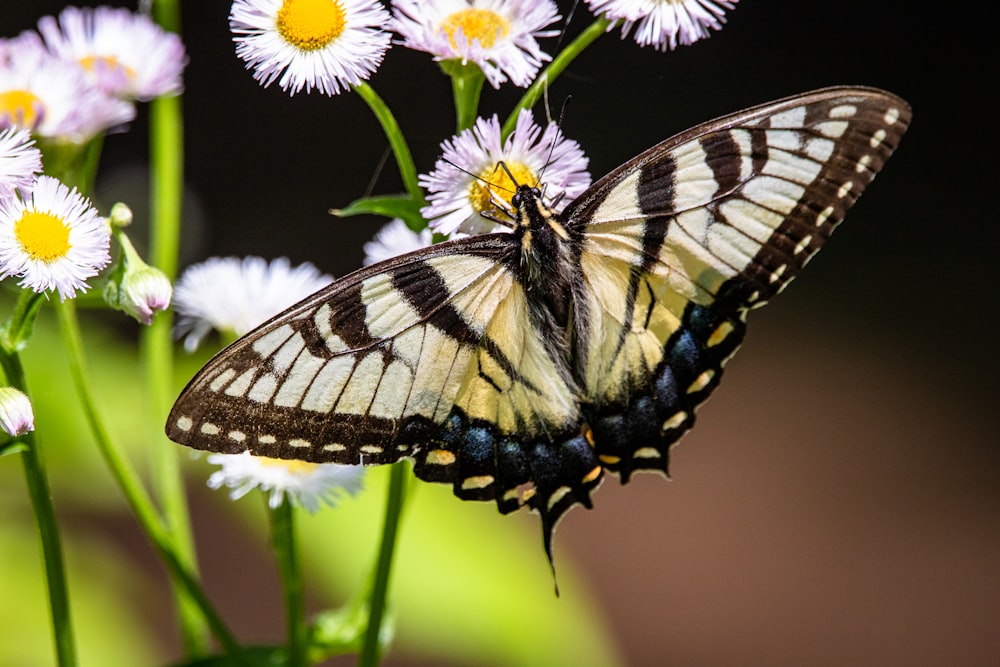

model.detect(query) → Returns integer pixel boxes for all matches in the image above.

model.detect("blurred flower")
[172,256,333,352]
[363,218,432,266]
[0,387,34,437]
[0,175,110,300]
[0,126,41,200]
[586,0,738,51]
[0,42,134,141]
[392,0,560,88]
[420,109,590,235]
[37,5,187,101]
[207,451,364,513]
[0,30,48,65]
[230,0,392,95]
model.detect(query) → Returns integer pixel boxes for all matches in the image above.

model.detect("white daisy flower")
[586,0,738,51]
[0,175,111,301]
[419,109,591,236]
[36,5,187,101]
[0,44,134,142]
[230,0,392,96]
[207,451,364,513]
[0,386,34,437]
[363,218,432,266]
[392,0,561,88]
[172,256,333,352]
[0,126,41,201]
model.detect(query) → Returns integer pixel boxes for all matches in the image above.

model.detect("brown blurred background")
[4,1,997,665]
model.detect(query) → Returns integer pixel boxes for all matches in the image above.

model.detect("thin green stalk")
[6,349,77,667]
[270,500,306,667]
[501,17,612,140]
[20,432,76,667]
[353,82,423,203]
[359,463,408,667]
[52,299,254,664]
[146,0,206,649]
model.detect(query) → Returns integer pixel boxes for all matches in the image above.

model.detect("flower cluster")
[1,6,186,141]
[0,7,185,451]
[230,0,737,96]
[0,7,185,305]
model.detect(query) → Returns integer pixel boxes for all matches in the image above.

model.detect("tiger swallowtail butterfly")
[167,86,910,576]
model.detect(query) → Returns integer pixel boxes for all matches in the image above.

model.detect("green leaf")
[332,195,427,231]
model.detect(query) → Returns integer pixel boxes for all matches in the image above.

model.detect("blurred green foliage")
[2,300,621,665]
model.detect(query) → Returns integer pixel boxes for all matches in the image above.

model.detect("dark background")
[4,1,998,665]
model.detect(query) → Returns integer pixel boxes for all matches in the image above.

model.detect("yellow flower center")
[441,8,510,50]
[14,211,72,262]
[80,54,137,81]
[258,456,319,475]
[0,90,43,128]
[469,162,537,213]
[277,0,347,51]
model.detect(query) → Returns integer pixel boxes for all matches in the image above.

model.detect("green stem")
[270,499,306,667]
[6,350,77,667]
[501,17,612,140]
[359,463,408,667]
[21,433,77,667]
[147,0,205,651]
[353,82,423,204]
[52,300,253,663]
[445,62,486,132]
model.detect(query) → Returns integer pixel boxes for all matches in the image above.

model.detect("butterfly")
[167,86,910,574]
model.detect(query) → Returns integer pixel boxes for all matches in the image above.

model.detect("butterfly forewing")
[167,232,588,499]
[565,87,909,485]
[167,86,910,572]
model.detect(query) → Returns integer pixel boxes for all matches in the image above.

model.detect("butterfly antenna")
[535,96,573,205]
[542,96,573,172]
[552,0,581,53]
[497,160,521,189]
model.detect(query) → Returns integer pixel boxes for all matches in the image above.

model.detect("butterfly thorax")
[511,184,579,333]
